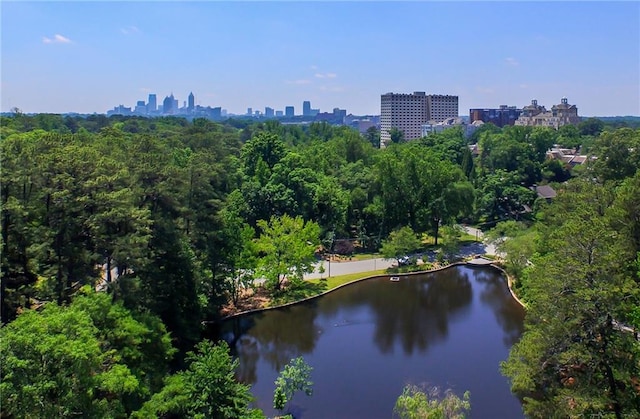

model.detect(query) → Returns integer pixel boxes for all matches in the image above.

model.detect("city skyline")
[106,91,334,117]
[2,2,639,116]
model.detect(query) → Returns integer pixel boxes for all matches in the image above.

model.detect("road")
[304,257,394,280]
[303,225,500,280]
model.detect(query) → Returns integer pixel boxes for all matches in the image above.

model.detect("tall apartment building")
[380,92,458,145]
[427,95,459,123]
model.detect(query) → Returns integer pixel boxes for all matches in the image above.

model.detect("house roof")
[535,185,557,199]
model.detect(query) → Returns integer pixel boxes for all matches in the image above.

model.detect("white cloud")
[120,26,140,35]
[286,79,312,85]
[315,72,337,79]
[42,34,72,44]
[505,57,519,67]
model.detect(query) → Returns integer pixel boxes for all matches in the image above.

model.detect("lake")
[218,265,525,418]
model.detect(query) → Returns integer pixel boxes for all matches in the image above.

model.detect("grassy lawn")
[268,233,483,307]
[269,270,387,306]
[349,252,382,261]
[311,270,387,289]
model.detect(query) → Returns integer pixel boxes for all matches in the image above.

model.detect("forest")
[1,111,639,418]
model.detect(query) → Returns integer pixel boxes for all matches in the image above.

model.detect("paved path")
[461,225,500,256]
[304,257,394,280]
[303,225,500,280]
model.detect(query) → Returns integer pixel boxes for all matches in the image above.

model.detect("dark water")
[218,265,525,418]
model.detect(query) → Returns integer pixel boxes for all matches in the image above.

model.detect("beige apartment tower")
[380,91,458,146]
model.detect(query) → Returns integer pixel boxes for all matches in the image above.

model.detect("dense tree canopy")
[2,113,639,418]
[134,340,263,419]
[502,179,640,417]
[0,289,174,417]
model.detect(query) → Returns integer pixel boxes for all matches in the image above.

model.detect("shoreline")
[214,259,525,323]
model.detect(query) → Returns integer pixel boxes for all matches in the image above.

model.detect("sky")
[1,1,639,116]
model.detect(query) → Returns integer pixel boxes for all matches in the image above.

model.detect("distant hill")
[588,116,640,129]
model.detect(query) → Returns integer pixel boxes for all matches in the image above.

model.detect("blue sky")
[2,1,639,116]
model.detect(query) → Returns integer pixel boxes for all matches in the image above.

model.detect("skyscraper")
[134,100,146,114]
[147,94,157,113]
[380,92,459,145]
[163,93,174,114]
[285,106,294,117]
[303,101,311,117]
[188,92,194,111]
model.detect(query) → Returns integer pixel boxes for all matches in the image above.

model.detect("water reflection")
[226,304,321,380]
[474,269,525,347]
[217,266,525,419]
[365,270,471,355]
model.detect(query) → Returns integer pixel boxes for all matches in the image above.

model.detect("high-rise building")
[188,92,195,111]
[285,106,294,117]
[380,92,428,145]
[265,107,274,118]
[134,100,146,114]
[380,91,459,145]
[247,107,253,116]
[303,101,311,116]
[163,94,175,114]
[426,95,458,123]
[147,94,157,113]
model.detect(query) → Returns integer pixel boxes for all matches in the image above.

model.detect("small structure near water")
[467,257,494,266]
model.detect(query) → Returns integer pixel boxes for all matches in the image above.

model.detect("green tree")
[220,214,259,307]
[486,221,538,285]
[578,117,605,137]
[501,180,640,418]
[424,167,474,245]
[134,340,264,419]
[388,127,405,144]
[394,385,471,419]
[365,125,381,148]
[476,170,535,222]
[419,127,467,165]
[381,226,422,265]
[273,357,314,412]
[241,131,288,176]
[256,215,320,293]
[440,225,463,262]
[555,124,581,149]
[590,128,640,182]
[0,289,174,418]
